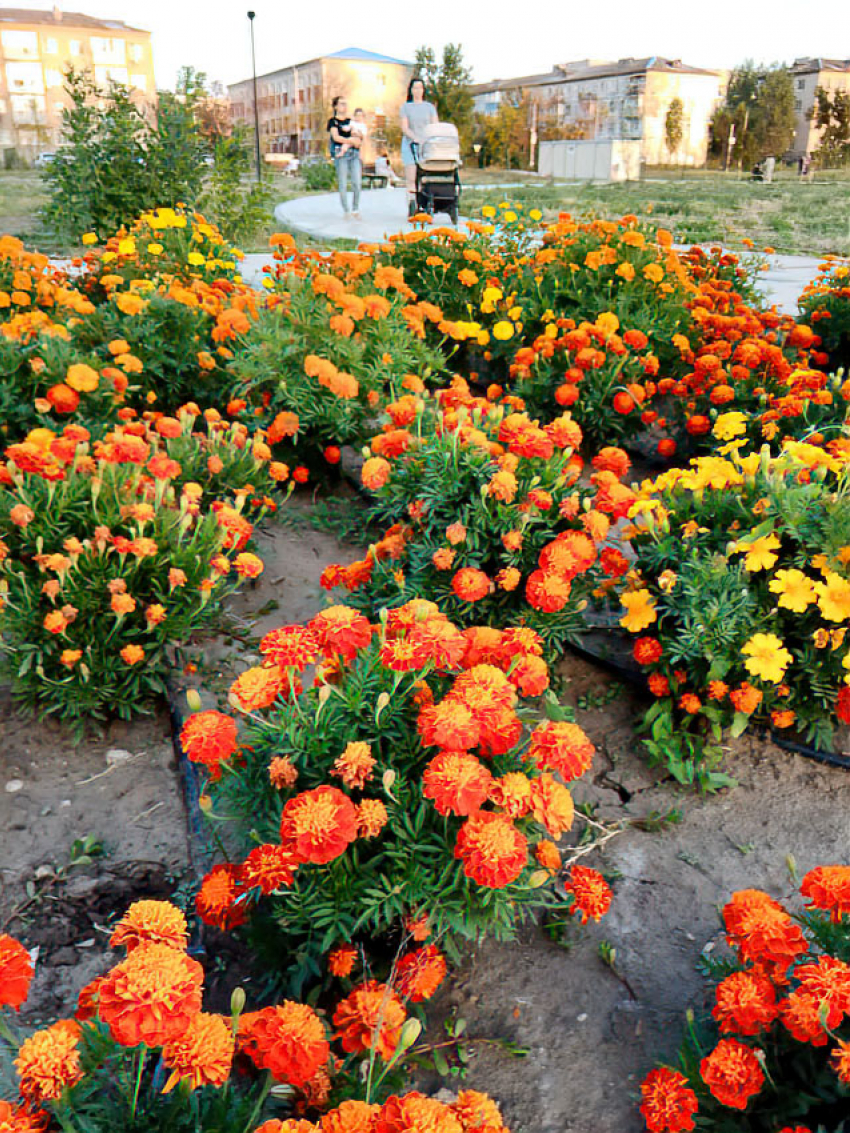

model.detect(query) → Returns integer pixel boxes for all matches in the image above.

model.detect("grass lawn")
[0,169,51,245]
[461,168,850,257]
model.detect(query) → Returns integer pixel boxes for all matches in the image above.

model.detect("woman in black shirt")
[327,96,362,218]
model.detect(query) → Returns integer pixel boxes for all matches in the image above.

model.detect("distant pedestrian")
[801,153,811,179]
[327,95,362,219]
[400,77,437,219]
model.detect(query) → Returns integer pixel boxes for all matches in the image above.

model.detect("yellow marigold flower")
[492,320,515,341]
[713,411,749,441]
[815,571,850,623]
[15,1020,83,1102]
[769,569,817,612]
[734,534,781,572]
[81,232,98,245]
[147,242,163,255]
[741,633,793,684]
[117,236,136,256]
[619,589,657,633]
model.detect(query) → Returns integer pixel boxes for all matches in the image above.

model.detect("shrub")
[41,70,206,244]
[199,128,275,247]
[0,413,282,723]
[639,865,850,1133]
[618,438,850,788]
[0,900,513,1126]
[302,159,338,192]
[187,600,607,985]
[321,378,635,658]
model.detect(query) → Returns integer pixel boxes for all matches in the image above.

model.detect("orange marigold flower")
[423,750,493,817]
[180,710,238,780]
[320,1100,380,1133]
[800,865,850,923]
[730,683,762,715]
[708,680,729,700]
[333,980,406,1061]
[234,552,264,579]
[0,1099,48,1132]
[240,1002,330,1087]
[109,900,188,953]
[0,934,34,1010]
[794,955,850,1029]
[565,866,612,923]
[454,812,527,888]
[723,889,808,977]
[357,798,389,838]
[15,1020,83,1103]
[780,988,828,1046]
[432,547,456,570]
[328,943,358,978]
[528,720,595,781]
[535,839,561,874]
[395,945,447,1003]
[633,637,663,666]
[452,1090,507,1131]
[451,567,490,602]
[699,1038,764,1111]
[679,693,702,715]
[280,786,359,864]
[525,569,571,612]
[831,1038,850,1083]
[269,756,298,789]
[120,644,144,665]
[374,1093,462,1133]
[362,456,391,491]
[508,652,548,696]
[332,741,376,789]
[446,523,467,545]
[241,843,299,895]
[162,1011,234,1093]
[489,772,533,818]
[418,698,480,751]
[97,943,204,1047]
[196,864,249,931]
[310,606,372,661]
[529,773,574,837]
[229,666,287,712]
[713,970,778,1036]
[639,1067,699,1133]
[259,625,319,670]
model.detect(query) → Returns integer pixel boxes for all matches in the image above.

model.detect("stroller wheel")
[448,205,458,226]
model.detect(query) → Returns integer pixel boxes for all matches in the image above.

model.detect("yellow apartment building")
[228,47,413,158]
[790,57,850,159]
[0,6,155,157]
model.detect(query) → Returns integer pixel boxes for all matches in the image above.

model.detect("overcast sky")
[21,0,844,88]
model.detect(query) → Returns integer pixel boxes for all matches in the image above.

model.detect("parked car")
[33,152,56,169]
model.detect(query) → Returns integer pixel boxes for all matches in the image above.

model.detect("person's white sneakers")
[352,211,361,218]
[343,212,353,221]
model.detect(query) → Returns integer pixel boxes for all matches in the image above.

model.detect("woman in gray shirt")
[400,77,437,218]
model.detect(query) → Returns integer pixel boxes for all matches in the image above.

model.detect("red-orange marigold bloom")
[418,699,480,751]
[357,799,388,838]
[528,720,595,781]
[269,756,298,789]
[530,773,575,837]
[800,865,850,923]
[15,1020,83,1103]
[712,970,778,1035]
[259,626,319,669]
[831,1039,850,1083]
[328,944,357,978]
[362,457,392,491]
[241,843,299,895]
[794,955,850,1028]
[0,933,34,1010]
[195,864,248,931]
[639,1067,698,1133]
[699,1038,764,1111]
[280,786,359,865]
[180,710,238,780]
[375,1093,462,1133]
[723,889,808,976]
[525,569,571,612]
[423,750,493,816]
[0,1099,48,1132]
[333,980,406,1060]
[452,1089,507,1131]
[535,839,561,874]
[240,1002,330,1087]
[320,1100,380,1133]
[780,988,829,1046]
[97,943,203,1047]
[451,568,490,602]
[395,944,447,1003]
[161,1011,234,1093]
[454,811,527,888]
[310,606,372,661]
[633,637,663,666]
[565,866,612,923]
[109,900,188,953]
[332,741,376,789]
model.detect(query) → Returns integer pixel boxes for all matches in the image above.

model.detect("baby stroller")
[413,122,462,224]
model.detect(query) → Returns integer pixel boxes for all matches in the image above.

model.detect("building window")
[129,43,144,63]
[44,37,58,54]
[69,40,81,57]
[130,74,147,92]
[45,69,63,88]
[1,30,39,59]
[797,78,806,89]
[91,37,126,64]
[94,64,129,86]
[5,61,45,94]
[794,99,802,110]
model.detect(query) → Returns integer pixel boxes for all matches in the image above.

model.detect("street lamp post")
[247,10,261,181]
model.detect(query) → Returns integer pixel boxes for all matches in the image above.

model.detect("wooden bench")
[361,163,389,189]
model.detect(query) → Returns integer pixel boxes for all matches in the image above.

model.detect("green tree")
[41,68,206,243]
[665,97,684,161]
[199,126,273,244]
[812,86,850,167]
[481,92,530,169]
[710,62,796,169]
[414,43,474,150]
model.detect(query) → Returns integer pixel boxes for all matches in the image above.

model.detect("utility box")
[538,138,641,181]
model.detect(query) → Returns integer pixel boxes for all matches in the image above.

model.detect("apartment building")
[790,57,850,159]
[0,7,155,155]
[228,46,412,157]
[472,57,726,167]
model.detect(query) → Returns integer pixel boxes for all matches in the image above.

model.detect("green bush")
[302,159,337,192]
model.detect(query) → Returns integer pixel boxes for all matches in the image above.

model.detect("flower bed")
[618,435,850,788]
[183,601,608,983]
[800,256,850,373]
[639,865,850,1133]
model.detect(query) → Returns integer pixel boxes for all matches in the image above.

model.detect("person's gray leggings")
[335,153,362,213]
